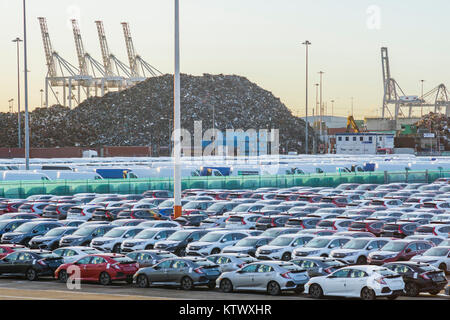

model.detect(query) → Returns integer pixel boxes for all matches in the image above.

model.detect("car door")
[216,256,233,272]
[89,256,108,281]
[324,269,350,295]
[234,264,259,289]
[16,252,35,274]
[151,260,173,283]
[74,256,93,279]
[253,264,275,289]
[345,269,369,297]
[404,243,419,260]
[168,259,189,284]
[0,251,21,274]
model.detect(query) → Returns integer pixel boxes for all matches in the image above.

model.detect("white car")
[411,246,450,273]
[52,246,101,263]
[305,266,405,300]
[90,226,145,253]
[225,214,262,230]
[138,220,181,229]
[200,216,229,228]
[330,237,391,265]
[405,235,446,247]
[186,231,249,256]
[293,236,352,258]
[121,228,178,252]
[66,205,103,221]
[255,235,313,261]
[415,224,450,237]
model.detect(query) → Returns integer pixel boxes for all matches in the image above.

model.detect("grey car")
[1,221,63,245]
[222,236,273,256]
[291,257,346,277]
[133,257,221,290]
[29,227,78,250]
[206,253,257,272]
[217,261,310,295]
[59,224,115,247]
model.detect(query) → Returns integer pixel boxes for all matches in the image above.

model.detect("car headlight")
[346,252,357,257]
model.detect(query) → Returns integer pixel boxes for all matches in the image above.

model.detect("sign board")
[423,133,436,138]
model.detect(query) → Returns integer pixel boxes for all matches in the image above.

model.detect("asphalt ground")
[0,275,447,300]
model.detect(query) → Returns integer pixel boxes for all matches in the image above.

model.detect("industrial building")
[335,133,395,155]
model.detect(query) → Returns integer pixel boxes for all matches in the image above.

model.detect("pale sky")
[1,0,449,119]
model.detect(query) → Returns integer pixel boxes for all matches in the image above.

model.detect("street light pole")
[173,0,182,219]
[302,40,311,154]
[319,71,324,139]
[23,0,30,170]
[12,37,23,149]
[420,80,425,117]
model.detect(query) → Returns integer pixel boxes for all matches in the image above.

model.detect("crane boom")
[38,17,57,78]
[121,22,139,77]
[71,19,89,76]
[95,20,114,76]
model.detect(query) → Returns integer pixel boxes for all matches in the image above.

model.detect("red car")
[0,200,28,214]
[367,240,434,265]
[55,254,139,285]
[320,196,350,208]
[0,244,26,259]
[349,220,385,236]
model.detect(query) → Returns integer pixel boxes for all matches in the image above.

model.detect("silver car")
[216,261,309,295]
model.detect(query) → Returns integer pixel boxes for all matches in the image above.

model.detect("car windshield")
[423,247,449,257]
[342,240,370,250]
[207,203,225,211]
[277,263,302,272]
[381,242,407,252]
[195,260,217,267]
[135,230,158,239]
[81,248,99,254]
[376,268,398,277]
[113,256,135,263]
[45,228,67,237]
[236,238,259,247]
[158,200,174,208]
[200,233,223,243]
[73,226,97,236]
[14,223,37,233]
[183,202,202,209]
[233,204,252,212]
[167,231,191,241]
[270,237,294,247]
[261,229,283,237]
[0,221,13,229]
[104,229,127,238]
[305,238,330,248]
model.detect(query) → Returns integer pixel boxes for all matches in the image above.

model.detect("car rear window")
[383,225,398,231]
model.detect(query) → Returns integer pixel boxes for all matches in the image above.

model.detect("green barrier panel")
[1,170,449,199]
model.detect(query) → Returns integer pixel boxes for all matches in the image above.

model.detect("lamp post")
[173,0,182,219]
[22,0,30,170]
[302,40,311,154]
[331,100,335,117]
[318,71,324,139]
[40,89,44,108]
[12,37,23,149]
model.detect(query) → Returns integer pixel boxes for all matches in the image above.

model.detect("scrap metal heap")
[0,74,318,154]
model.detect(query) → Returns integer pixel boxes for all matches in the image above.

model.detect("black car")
[174,215,208,227]
[1,221,63,245]
[255,215,290,231]
[380,222,419,238]
[384,261,448,296]
[29,227,78,250]
[91,208,125,221]
[291,257,346,277]
[204,202,240,216]
[42,203,78,220]
[0,219,30,237]
[59,224,115,247]
[126,250,177,268]
[117,209,165,220]
[154,229,210,256]
[0,250,64,281]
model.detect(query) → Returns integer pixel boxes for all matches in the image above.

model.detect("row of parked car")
[0,180,449,299]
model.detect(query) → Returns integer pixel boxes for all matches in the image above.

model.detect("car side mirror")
[32,230,39,234]
[187,238,193,243]
[405,248,412,254]
[4,228,10,232]
[153,266,160,270]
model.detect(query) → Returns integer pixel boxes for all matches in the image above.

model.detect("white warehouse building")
[335,133,395,155]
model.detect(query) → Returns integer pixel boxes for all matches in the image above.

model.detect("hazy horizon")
[1,0,449,120]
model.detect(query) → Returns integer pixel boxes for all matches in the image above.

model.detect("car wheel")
[50,242,59,251]
[360,287,376,300]
[405,282,419,297]
[428,290,441,295]
[99,272,112,286]
[220,279,233,293]
[181,276,194,290]
[211,248,221,255]
[145,245,153,250]
[25,268,38,281]
[267,281,281,296]
[137,274,150,288]
[112,244,121,253]
[320,254,328,258]
[356,256,367,265]
[282,252,291,262]
[207,281,216,290]
[309,284,323,299]
[58,270,68,283]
